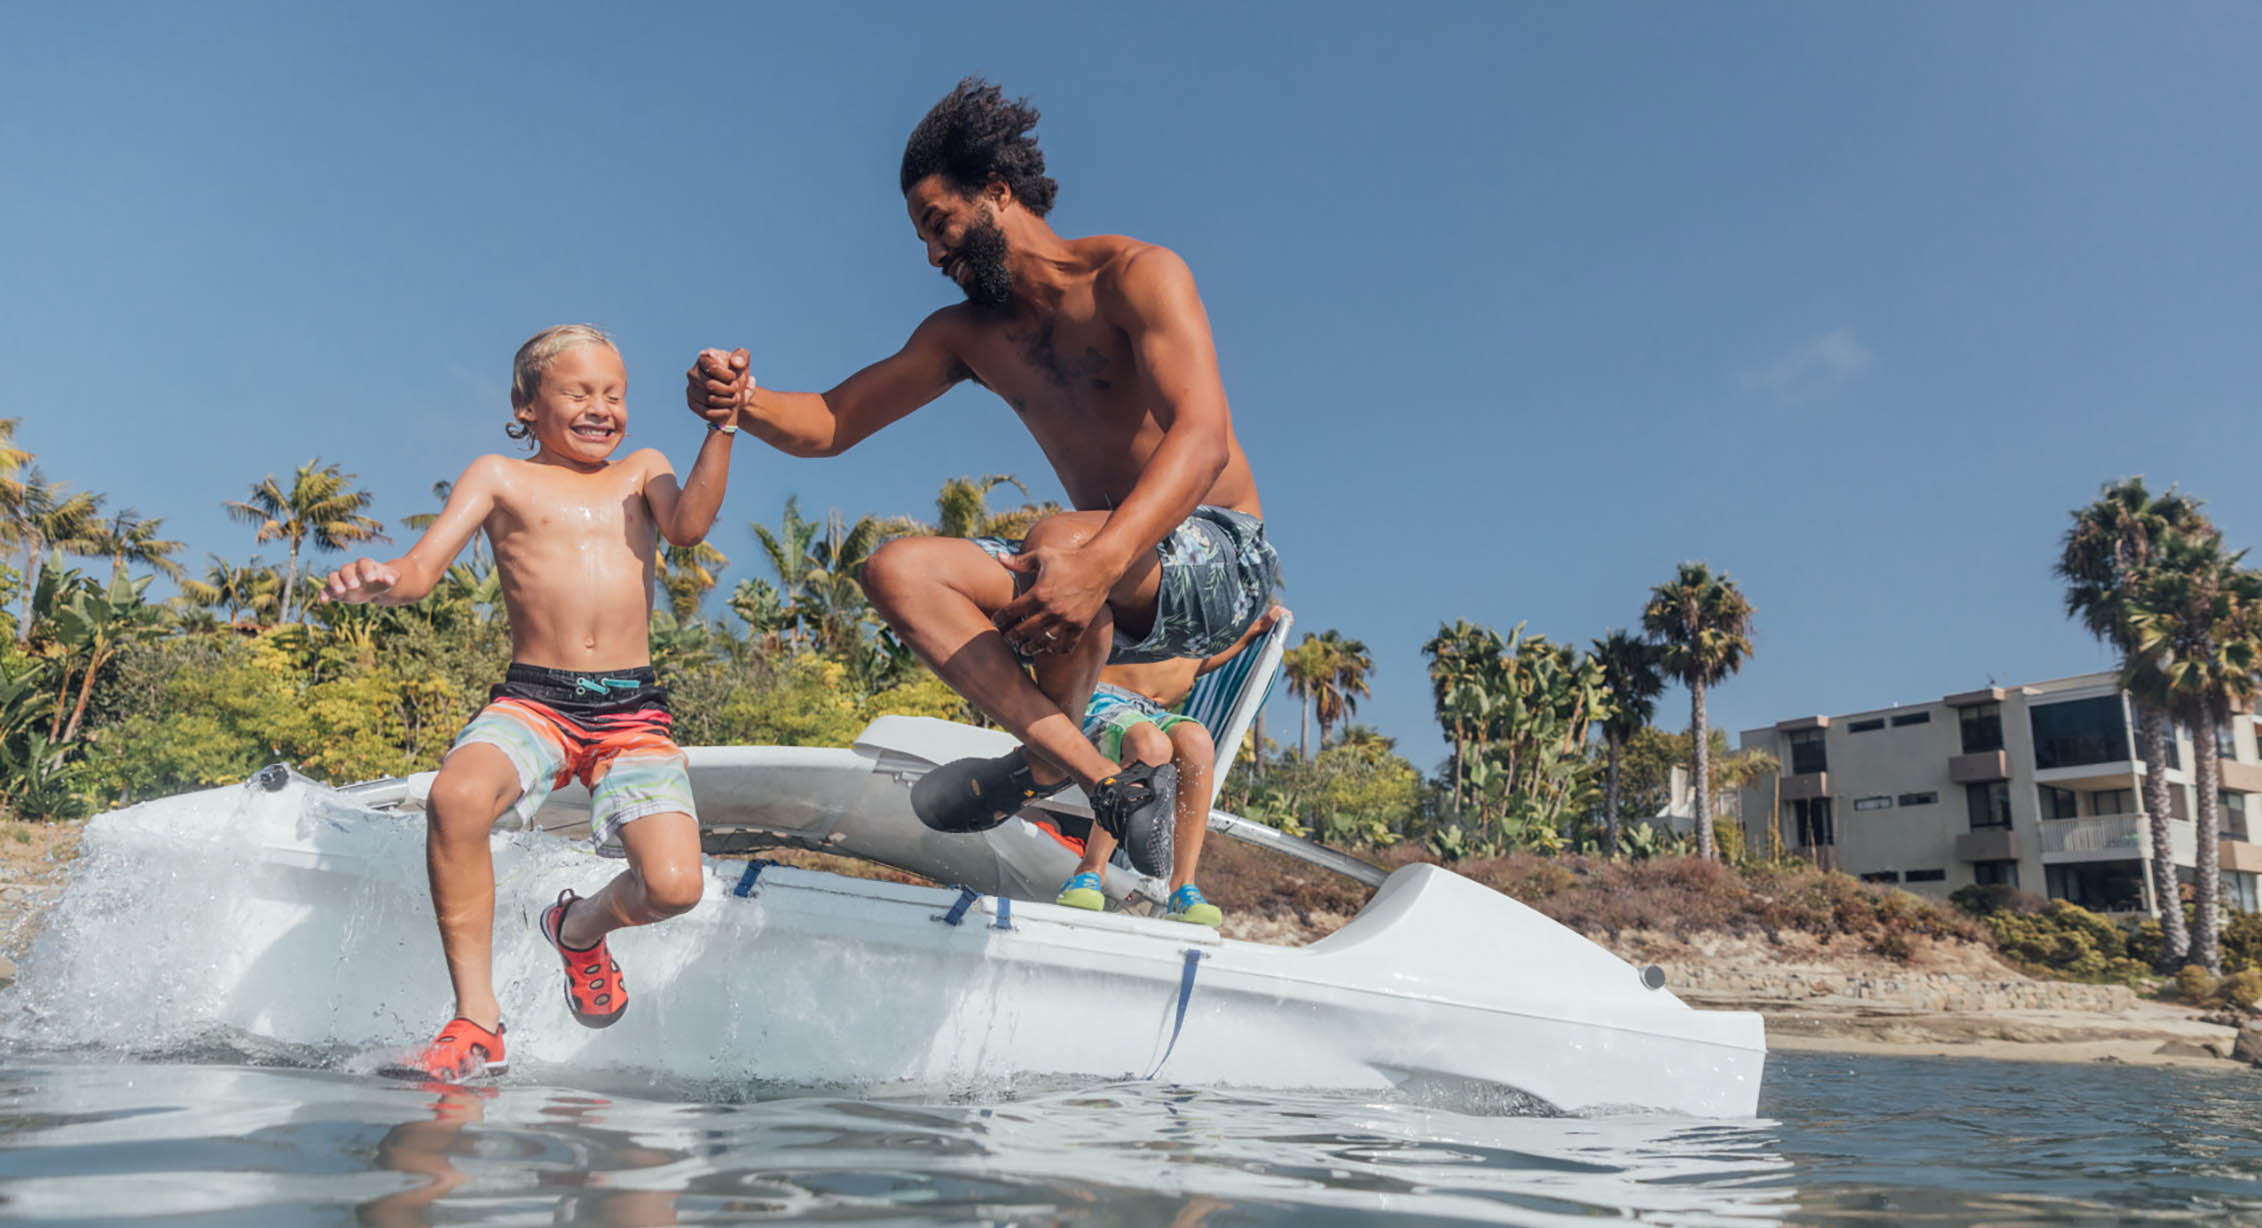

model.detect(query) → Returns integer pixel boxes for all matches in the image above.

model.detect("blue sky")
[5,3,2258,769]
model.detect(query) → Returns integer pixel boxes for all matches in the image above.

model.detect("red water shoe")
[539,889,628,1028]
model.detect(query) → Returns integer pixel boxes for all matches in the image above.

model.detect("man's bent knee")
[1022,513,1099,552]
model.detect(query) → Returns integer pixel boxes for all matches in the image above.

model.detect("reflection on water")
[0,1052,2256,1224]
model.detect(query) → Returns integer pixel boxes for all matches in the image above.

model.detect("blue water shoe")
[1056,872,1105,911]
[1165,884,1223,928]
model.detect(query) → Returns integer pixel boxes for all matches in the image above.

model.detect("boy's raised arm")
[1195,605,1287,676]
[321,458,500,605]
[642,422,735,548]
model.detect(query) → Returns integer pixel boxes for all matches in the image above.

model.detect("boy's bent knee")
[427,775,515,838]
[639,863,704,917]
[1168,722,1216,762]
[1121,722,1174,766]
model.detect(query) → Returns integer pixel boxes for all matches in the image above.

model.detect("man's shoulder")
[1088,238,1194,308]
[1082,234,1177,277]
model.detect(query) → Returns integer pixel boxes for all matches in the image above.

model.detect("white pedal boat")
[9,714,1766,1117]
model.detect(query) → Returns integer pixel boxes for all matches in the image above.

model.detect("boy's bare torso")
[936,236,1261,519]
[1100,659,1202,710]
[480,453,664,671]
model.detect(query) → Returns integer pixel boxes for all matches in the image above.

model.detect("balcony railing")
[2039,813,2196,862]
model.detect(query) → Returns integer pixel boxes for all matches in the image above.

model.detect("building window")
[1789,797,1835,847]
[2218,723,2240,762]
[1905,868,1947,883]
[2222,792,2250,842]
[1849,718,1885,733]
[1892,711,1932,727]
[2046,861,2147,912]
[1967,781,2012,830]
[1898,791,1939,807]
[2088,788,2134,817]
[1860,871,1902,884]
[2039,785,2078,821]
[2225,871,2260,914]
[1973,860,2020,888]
[2029,696,2130,770]
[1853,795,1894,812]
[1961,702,2004,753]
[1788,729,1828,775]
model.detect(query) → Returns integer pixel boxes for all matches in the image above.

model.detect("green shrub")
[2222,910,2262,972]
[2125,917,2165,969]
[2220,969,2262,1010]
[1950,883,2049,917]
[2175,964,2219,1004]
[1986,901,2144,983]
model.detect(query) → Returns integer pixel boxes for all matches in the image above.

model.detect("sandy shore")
[1737,1000,2253,1069]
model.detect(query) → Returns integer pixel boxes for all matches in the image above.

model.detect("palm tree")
[1335,724,1395,754]
[1592,629,1664,856]
[401,479,488,571]
[1642,562,1756,860]
[86,507,186,581]
[1317,631,1373,747]
[657,542,730,623]
[1282,636,1326,760]
[802,510,885,655]
[2057,477,2210,964]
[2124,530,2262,974]
[223,459,387,625]
[883,474,1062,541]
[2,466,104,644]
[1284,630,1372,754]
[180,554,283,627]
[752,497,823,647]
[0,418,30,500]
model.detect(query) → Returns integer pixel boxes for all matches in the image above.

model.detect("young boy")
[1055,606,1284,927]
[320,324,740,1081]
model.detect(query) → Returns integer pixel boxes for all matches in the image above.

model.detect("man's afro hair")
[900,76,1058,217]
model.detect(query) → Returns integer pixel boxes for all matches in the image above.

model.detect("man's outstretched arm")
[687,312,966,458]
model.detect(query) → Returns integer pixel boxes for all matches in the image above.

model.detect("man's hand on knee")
[993,546,1118,654]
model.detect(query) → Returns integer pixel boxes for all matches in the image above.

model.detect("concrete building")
[1735,671,2262,915]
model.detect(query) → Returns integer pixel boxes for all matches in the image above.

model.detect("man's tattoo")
[1021,322,1114,395]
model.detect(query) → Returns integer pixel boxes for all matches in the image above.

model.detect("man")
[688,78,1276,879]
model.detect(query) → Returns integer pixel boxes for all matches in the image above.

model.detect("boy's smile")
[518,343,629,466]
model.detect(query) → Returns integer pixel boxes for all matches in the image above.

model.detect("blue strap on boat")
[731,859,780,899]
[992,897,1013,930]
[935,885,981,926]
[1144,948,1207,1081]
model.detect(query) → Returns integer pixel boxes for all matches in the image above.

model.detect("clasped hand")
[685,348,751,428]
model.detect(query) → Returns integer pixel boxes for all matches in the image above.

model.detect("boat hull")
[11,774,1764,1117]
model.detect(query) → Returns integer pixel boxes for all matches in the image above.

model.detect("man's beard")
[950,218,1013,312]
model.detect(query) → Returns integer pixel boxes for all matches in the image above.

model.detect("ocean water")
[0,1048,2257,1225]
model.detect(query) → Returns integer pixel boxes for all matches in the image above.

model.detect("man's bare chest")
[965,312,1138,419]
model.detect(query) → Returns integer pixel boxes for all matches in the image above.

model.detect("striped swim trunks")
[450,664,694,856]
[1080,682,1195,763]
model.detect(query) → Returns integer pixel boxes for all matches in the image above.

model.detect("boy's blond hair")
[508,324,616,441]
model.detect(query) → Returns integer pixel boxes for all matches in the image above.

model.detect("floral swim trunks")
[449,664,695,857]
[974,505,1280,666]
